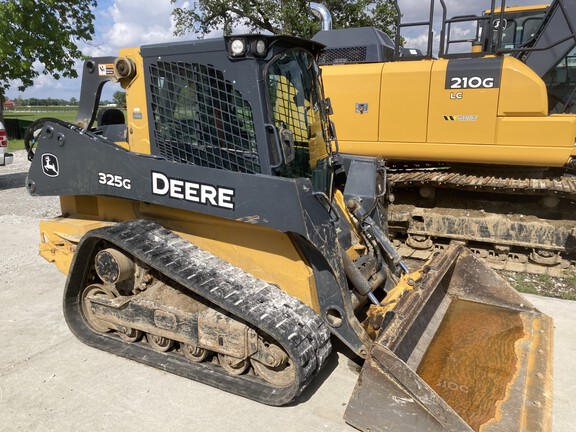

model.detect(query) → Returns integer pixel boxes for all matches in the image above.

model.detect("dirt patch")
[404,256,576,302]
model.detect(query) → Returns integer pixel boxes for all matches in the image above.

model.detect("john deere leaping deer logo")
[42,153,59,177]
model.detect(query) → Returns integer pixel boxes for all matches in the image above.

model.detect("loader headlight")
[253,39,268,57]
[230,38,246,57]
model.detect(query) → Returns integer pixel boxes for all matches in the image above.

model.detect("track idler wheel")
[81,284,115,333]
[146,333,174,352]
[251,339,295,387]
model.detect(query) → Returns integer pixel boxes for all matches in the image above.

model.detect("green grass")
[5,110,78,152]
[4,110,78,123]
[504,271,576,301]
[8,139,25,151]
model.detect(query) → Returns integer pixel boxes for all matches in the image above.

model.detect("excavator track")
[63,219,332,406]
[387,168,576,276]
[389,168,576,197]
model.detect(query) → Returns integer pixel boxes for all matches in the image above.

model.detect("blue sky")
[7,0,547,102]
[8,0,191,101]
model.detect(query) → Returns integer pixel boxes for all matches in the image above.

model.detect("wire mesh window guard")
[149,61,260,174]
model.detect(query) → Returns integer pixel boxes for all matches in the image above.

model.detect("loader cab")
[265,46,335,191]
[140,35,335,193]
[74,35,336,196]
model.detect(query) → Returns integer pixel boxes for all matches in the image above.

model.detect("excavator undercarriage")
[387,166,576,275]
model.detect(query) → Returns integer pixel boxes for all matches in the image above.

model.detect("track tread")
[387,167,576,276]
[389,169,576,197]
[64,219,332,405]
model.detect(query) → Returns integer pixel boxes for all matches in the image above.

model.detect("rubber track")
[64,219,332,406]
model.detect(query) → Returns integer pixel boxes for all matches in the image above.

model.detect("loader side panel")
[40,201,321,313]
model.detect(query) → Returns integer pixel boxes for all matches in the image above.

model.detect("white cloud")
[9,0,552,101]
[10,0,189,100]
[81,0,189,57]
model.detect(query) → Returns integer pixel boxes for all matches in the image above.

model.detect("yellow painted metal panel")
[137,203,319,312]
[495,116,576,164]
[321,63,384,142]
[498,57,548,116]
[379,60,433,143]
[43,197,321,313]
[337,139,573,166]
[39,218,114,274]
[428,59,499,145]
[119,47,151,154]
[487,4,549,14]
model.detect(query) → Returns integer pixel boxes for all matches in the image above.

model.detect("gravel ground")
[0,150,60,222]
[2,149,575,299]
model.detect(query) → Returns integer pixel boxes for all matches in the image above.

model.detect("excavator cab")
[26,32,553,431]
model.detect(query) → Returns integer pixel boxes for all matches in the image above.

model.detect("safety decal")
[444,115,478,122]
[98,64,115,76]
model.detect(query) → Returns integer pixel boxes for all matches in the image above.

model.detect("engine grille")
[318,46,367,65]
[149,61,260,174]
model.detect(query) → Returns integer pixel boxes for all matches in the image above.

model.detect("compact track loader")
[26,34,553,431]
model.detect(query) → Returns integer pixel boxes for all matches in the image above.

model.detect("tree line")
[7,97,79,107]
[6,91,126,109]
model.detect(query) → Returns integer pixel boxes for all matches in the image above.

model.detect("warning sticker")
[98,64,115,76]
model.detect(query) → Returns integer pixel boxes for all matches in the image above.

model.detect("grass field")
[4,110,78,151]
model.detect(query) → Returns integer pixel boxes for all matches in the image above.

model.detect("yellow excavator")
[475,2,576,114]
[26,33,552,431]
[312,0,576,276]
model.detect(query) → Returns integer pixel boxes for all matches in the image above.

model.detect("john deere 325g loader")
[26,34,553,431]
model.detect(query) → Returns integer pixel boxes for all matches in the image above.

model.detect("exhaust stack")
[310,2,332,31]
